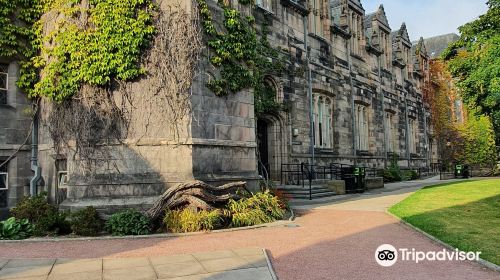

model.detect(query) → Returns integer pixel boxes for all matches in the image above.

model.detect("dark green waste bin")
[342,166,366,194]
[455,164,466,178]
[454,164,462,178]
[463,165,470,178]
[455,164,470,179]
[341,167,356,194]
[354,167,366,193]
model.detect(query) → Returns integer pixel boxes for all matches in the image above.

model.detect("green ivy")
[254,81,281,116]
[0,0,45,97]
[3,0,285,110]
[0,0,155,101]
[196,0,286,115]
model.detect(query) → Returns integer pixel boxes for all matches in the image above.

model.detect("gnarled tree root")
[145,180,249,222]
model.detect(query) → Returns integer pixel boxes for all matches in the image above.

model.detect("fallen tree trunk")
[145,180,248,222]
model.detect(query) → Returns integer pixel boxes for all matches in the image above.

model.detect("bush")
[227,190,285,227]
[269,188,290,210]
[164,208,222,233]
[409,170,420,180]
[0,217,34,240]
[105,209,151,236]
[10,192,70,236]
[381,156,404,182]
[70,207,103,236]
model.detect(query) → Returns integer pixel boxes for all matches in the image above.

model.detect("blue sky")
[362,0,489,40]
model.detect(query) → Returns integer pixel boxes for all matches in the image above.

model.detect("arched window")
[325,98,333,148]
[386,112,397,152]
[313,95,320,147]
[356,104,369,151]
[0,64,8,105]
[313,94,334,148]
[318,97,325,147]
[413,120,418,153]
[408,119,418,154]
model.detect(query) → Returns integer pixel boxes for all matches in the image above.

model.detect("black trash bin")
[354,167,366,193]
[463,165,470,179]
[455,164,464,178]
[341,166,357,194]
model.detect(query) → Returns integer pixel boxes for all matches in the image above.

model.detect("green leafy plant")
[0,0,155,101]
[196,0,285,115]
[163,208,222,233]
[10,192,70,236]
[105,209,151,236]
[442,0,500,144]
[0,0,45,97]
[227,190,284,227]
[0,217,34,240]
[381,156,402,182]
[70,206,103,236]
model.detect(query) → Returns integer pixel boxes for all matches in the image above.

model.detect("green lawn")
[389,179,500,265]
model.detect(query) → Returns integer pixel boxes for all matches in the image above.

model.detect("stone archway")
[257,115,286,181]
[255,76,287,181]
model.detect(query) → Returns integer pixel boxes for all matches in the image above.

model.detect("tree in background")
[424,60,464,166]
[443,0,500,145]
[456,113,497,167]
[425,60,497,169]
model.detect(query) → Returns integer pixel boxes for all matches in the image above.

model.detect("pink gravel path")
[0,209,497,280]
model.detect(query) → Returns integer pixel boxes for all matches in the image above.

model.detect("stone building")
[0,0,438,210]
[0,62,33,215]
[249,0,434,181]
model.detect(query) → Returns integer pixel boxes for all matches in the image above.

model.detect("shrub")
[269,188,290,210]
[105,209,151,236]
[408,170,420,180]
[70,207,103,236]
[227,190,285,227]
[164,208,222,233]
[10,192,70,236]
[0,217,34,240]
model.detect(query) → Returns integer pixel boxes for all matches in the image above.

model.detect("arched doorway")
[255,76,286,181]
[257,119,270,180]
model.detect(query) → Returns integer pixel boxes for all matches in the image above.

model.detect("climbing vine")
[0,0,45,97]
[0,0,155,101]
[196,0,286,115]
[43,2,202,171]
[36,0,155,101]
[424,60,497,167]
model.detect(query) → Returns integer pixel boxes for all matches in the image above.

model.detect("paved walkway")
[293,176,457,211]
[0,177,497,280]
[0,248,274,280]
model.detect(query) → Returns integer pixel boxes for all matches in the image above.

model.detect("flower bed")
[2,189,290,240]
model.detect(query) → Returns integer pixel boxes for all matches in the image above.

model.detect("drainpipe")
[422,107,429,169]
[378,55,387,168]
[303,13,315,174]
[30,107,41,196]
[347,38,357,165]
[404,90,411,168]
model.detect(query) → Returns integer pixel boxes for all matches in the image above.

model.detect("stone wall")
[0,61,32,211]
[247,0,433,181]
[1,0,439,210]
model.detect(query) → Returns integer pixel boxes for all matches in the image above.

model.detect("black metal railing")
[280,163,303,185]
[280,160,447,199]
[301,162,313,200]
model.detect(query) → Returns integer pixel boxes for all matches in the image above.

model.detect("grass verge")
[389,179,500,265]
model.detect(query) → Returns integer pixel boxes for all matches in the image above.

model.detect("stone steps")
[277,185,337,200]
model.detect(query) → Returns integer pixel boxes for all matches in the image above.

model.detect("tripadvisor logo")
[375,244,481,267]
